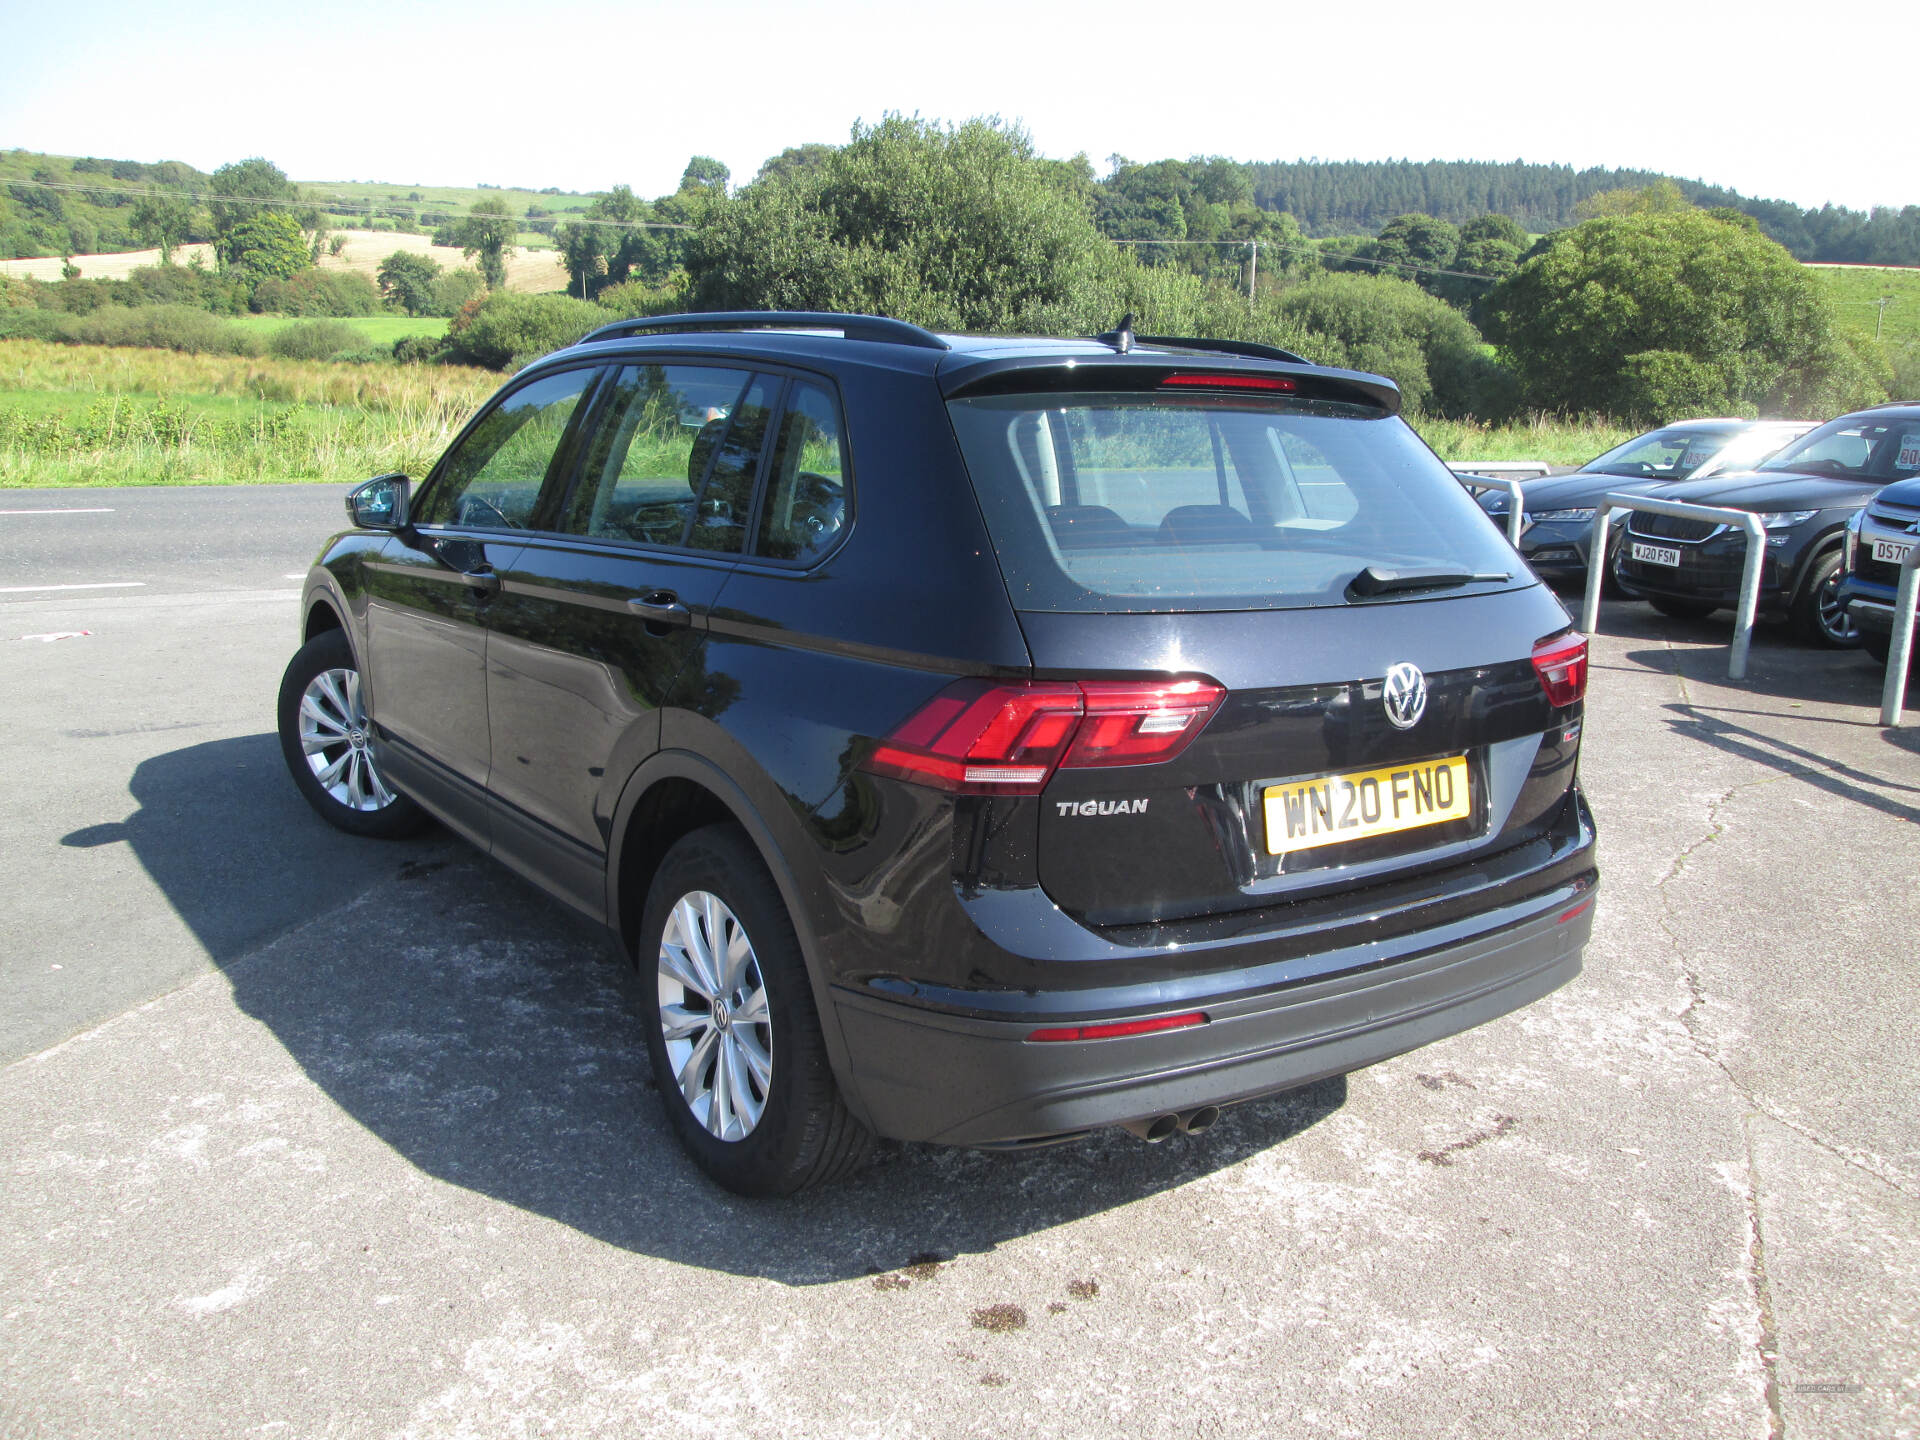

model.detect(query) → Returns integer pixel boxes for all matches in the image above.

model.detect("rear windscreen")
[947,393,1525,612]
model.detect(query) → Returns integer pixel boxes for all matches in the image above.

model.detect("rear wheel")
[1792,550,1859,648]
[638,825,871,1195]
[1650,596,1717,621]
[277,629,427,838]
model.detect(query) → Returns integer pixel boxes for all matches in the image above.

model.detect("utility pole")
[1247,240,1257,304]
[1876,295,1892,341]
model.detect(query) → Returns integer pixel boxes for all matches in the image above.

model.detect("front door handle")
[460,566,500,595]
[629,590,692,626]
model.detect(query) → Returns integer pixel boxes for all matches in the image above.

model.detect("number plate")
[1872,536,1916,564]
[1631,541,1682,568]
[1264,756,1471,857]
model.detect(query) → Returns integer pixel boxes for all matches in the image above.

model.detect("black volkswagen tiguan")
[278,313,1598,1194]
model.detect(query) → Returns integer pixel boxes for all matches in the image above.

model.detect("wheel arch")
[605,751,874,1129]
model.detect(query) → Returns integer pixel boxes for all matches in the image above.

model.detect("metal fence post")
[1880,543,1920,726]
[1586,494,1769,681]
[1581,505,1613,637]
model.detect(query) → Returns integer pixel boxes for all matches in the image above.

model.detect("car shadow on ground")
[65,734,1346,1286]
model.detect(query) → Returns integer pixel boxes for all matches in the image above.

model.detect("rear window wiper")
[1345,565,1511,600]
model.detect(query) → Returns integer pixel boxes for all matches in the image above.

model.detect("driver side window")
[416,369,599,531]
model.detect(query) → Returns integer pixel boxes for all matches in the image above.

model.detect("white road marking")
[0,507,116,515]
[283,573,306,580]
[16,631,92,642]
[0,582,146,593]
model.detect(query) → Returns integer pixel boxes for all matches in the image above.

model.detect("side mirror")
[347,473,410,531]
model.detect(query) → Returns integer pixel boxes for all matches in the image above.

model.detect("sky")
[2,0,1909,213]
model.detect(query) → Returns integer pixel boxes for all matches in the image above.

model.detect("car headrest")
[688,416,729,493]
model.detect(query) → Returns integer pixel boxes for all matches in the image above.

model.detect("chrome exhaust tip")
[1180,1105,1221,1135]
[1122,1114,1180,1143]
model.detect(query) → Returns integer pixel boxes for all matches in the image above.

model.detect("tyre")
[639,824,871,1196]
[1650,595,1717,621]
[1791,550,1859,648]
[277,629,428,838]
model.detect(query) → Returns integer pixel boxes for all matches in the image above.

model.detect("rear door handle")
[629,591,692,626]
[460,566,500,595]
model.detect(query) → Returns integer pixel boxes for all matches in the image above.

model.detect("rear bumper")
[830,881,1593,1145]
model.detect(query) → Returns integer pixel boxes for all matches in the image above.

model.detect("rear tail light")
[862,676,1226,795]
[1532,631,1588,707]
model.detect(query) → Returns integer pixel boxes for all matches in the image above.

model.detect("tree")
[1482,209,1884,421]
[1271,271,1499,418]
[208,158,310,260]
[1369,214,1460,283]
[130,194,195,263]
[687,115,1119,332]
[221,211,310,282]
[1460,213,1528,250]
[377,250,443,315]
[753,144,835,188]
[679,156,730,195]
[1573,178,1691,221]
[456,197,517,289]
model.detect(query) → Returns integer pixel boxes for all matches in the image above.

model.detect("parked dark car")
[1476,419,1812,586]
[276,312,1598,1194]
[1612,405,1920,646]
[1840,463,1920,664]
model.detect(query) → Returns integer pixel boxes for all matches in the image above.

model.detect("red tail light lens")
[1160,372,1297,393]
[1532,631,1588,707]
[862,676,1226,795]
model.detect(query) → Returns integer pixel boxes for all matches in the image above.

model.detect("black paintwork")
[294,316,1598,1145]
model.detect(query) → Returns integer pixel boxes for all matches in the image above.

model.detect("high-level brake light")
[861,677,1226,796]
[1532,632,1589,707]
[1160,372,1297,392]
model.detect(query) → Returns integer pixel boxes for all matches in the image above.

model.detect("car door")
[482,363,777,915]
[360,365,601,845]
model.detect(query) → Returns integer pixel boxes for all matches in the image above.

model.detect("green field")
[231,315,449,345]
[0,340,497,487]
[1808,264,1920,348]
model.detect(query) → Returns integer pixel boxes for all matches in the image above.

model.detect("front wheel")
[639,825,871,1195]
[1792,550,1859,648]
[277,629,427,838]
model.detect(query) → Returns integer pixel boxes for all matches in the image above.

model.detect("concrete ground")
[2,487,1916,1438]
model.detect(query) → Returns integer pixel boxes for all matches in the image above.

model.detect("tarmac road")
[2,485,1916,1438]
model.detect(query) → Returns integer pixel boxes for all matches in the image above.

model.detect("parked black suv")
[1610,406,1920,645]
[277,312,1597,1194]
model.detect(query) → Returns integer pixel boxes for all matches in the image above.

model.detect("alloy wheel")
[1815,570,1858,645]
[657,890,773,1142]
[297,667,397,812]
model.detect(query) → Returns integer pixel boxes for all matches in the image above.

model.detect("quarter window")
[416,369,598,531]
[756,381,850,564]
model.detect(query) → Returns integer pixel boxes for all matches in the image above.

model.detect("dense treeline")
[1229,159,1920,266]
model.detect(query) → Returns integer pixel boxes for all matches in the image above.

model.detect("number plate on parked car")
[1872,537,1916,564]
[1631,542,1682,567]
[1264,756,1471,857]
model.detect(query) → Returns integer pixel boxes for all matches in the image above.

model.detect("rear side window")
[948,393,1523,613]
